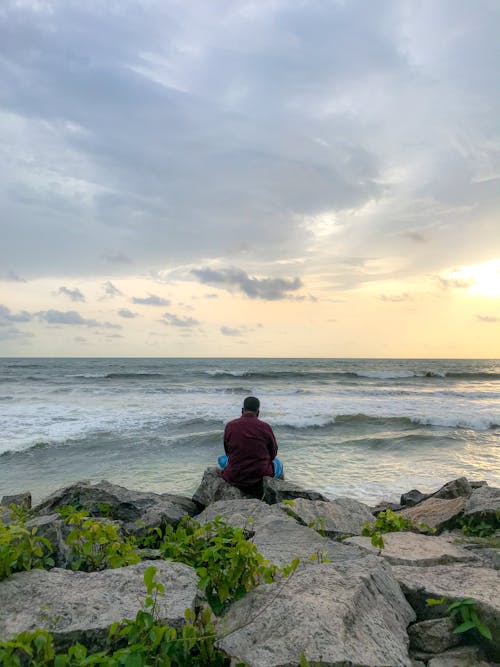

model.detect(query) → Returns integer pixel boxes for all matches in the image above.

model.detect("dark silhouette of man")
[221,396,280,497]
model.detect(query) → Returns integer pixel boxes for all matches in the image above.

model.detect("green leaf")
[477,623,493,640]
[453,620,477,634]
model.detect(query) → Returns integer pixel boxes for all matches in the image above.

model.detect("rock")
[251,516,365,567]
[192,468,254,507]
[372,501,405,515]
[262,477,329,504]
[25,514,70,567]
[344,533,479,566]
[393,564,500,658]
[34,480,198,532]
[195,498,363,566]
[196,499,284,531]
[427,646,491,667]
[464,485,500,522]
[280,496,375,538]
[401,490,430,507]
[470,480,488,489]
[398,496,466,532]
[408,617,461,653]
[0,561,198,651]
[1,491,32,510]
[217,558,415,667]
[432,478,473,500]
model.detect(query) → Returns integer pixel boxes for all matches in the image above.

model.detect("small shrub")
[426,597,492,640]
[0,519,54,581]
[60,506,140,572]
[361,509,413,549]
[460,513,499,538]
[159,516,277,614]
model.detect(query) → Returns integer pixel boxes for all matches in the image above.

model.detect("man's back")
[222,411,278,492]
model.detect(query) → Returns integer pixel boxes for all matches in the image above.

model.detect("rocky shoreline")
[1,471,499,666]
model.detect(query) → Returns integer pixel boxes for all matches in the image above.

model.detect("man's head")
[242,396,260,415]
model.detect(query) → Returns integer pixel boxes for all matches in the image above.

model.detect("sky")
[0,0,499,358]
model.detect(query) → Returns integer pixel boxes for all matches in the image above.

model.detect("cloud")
[132,294,171,306]
[0,326,33,341]
[161,312,200,327]
[102,281,123,298]
[36,309,121,329]
[476,315,499,323]
[103,252,133,265]
[57,286,85,302]
[437,277,474,290]
[118,308,138,318]
[380,293,411,302]
[220,325,243,337]
[0,270,26,282]
[192,267,302,300]
[0,304,32,323]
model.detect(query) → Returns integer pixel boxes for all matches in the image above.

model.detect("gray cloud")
[0,304,32,323]
[118,308,138,319]
[57,286,85,302]
[132,294,171,306]
[0,0,498,285]
[0,326,33,341]
[220,326,243,337]
[36,309,121,329]
[1,270,26,282]
[192,267,302,300]
[476,315,499,323]
[437,277,474,290]
[102,281,123,298]
[161,312,200,328]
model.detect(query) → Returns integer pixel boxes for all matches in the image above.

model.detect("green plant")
[306,517,326,537]
[61,506,140,572]
[361,509,413,549]
[0,629,55,666]
[0,519,54,581]
[426,597,492,640]
[159,516,277,614]
[460,513,499,538]
[8,503,31,524]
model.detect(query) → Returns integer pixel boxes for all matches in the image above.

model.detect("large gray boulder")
[192,468,254,506]
[401,489,430,507]
[195,498,362,566]
[398,496,466,532]
[393,564,500,658]
[262,477,329,504]
[432,478,473,500]
[0,561,198,651]
[195,498,284,531]
[217,557,415,667]
[427,646,491,667]
[344,533,479,566]
[463,485,500,522]
[1,491,32,510]
[25,514,70,567]
[34,480,198,534]
[280,496,375,538]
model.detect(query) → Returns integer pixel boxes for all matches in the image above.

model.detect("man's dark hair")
[243,396,260,413]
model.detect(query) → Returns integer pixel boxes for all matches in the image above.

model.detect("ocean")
[0,358,499,505]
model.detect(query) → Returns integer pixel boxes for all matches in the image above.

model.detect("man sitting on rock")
[218,396,283,497]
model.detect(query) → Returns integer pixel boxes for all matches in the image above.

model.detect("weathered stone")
[470,480,488,489]
[398,496,466,532]
[251,516,365,567]
[401,489,430,507]
[262,477,329,504]
[217,558,415,667]
[195,499,362,566]
[372,501,405,515]
[344,532,479,566]
[34,480,198,530]
[0,561,198,650]
[196,498,284,531]
[280,496,375,538]
[432,477,473,500]
[25,514,71,567]
[393,564,500,658]
[408,617,461,653]
[1,491,32,509]
[464,485,500,522]
[192,468,254,507]
[427,646,491,667]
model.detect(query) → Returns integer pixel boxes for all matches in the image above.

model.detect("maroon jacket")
[222,412,278,491]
